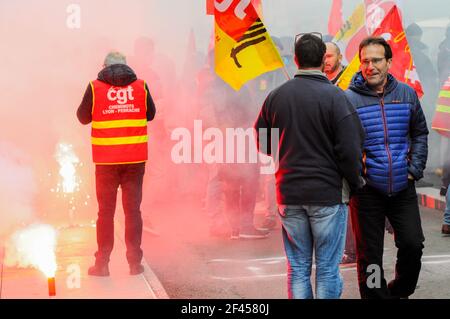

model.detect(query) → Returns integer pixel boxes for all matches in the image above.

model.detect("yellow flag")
[214,1,283,91]
[334,3,365,43]
[337,54,360,91]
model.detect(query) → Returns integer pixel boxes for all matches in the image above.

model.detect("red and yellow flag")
[328,0,344,37]
[338,5,424,98]
[334,1,398,63]
[432,76,450,138]
[213,0,283,90]
[372,5,423,97]
[207,0,263,17]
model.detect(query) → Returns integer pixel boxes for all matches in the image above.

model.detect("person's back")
[255,33,364,299]
[77,51,156,277]
[263,74,361,205]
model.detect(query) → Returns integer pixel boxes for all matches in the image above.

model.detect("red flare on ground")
[48,277,56,296]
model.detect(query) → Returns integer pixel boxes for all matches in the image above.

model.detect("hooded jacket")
[77,64,156,124]
[346,71,429,195]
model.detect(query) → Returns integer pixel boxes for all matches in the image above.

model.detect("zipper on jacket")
[380,97,393,195]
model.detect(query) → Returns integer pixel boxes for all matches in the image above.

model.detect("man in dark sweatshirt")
[77,52,156,276]
[254,33,365,299]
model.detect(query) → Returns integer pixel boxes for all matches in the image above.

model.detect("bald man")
[324,42,345,84]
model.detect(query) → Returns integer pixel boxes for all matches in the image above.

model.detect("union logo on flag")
[213,0,283,90]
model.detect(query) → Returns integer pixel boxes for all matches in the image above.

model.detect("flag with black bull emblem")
[213,0,284,90]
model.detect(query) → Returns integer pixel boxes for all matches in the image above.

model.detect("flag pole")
[282,66,291,80]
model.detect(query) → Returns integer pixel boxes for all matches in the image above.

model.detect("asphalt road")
[142,199,450,299]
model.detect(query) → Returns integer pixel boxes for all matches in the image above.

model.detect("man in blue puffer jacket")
[346,37,429,299]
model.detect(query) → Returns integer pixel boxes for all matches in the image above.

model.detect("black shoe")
[129,263,145,275]
[387,281,411,299]
[442,224,450,235]
[88,264,110,277]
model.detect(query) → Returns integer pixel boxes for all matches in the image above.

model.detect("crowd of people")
[76,23,450,299]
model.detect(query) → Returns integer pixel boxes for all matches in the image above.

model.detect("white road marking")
[209,255,450,281]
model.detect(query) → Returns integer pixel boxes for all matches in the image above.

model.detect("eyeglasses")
[295,32,323,43]
[360,57,386,67]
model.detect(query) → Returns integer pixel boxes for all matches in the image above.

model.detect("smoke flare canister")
[48,277,56,296]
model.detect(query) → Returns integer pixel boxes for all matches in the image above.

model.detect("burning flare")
[5,224,58,278]
[55,143,79,193]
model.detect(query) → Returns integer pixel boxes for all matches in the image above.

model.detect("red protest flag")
[372,5,424,97]
[207,0,262,16]
[213,0,283,90]
[328,0,343,37]
[206,0,214,15]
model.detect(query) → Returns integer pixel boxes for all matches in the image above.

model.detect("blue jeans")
[445,190,450,225]
[278,204,347,299]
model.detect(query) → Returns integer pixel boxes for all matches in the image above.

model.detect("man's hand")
[408,174,415,181]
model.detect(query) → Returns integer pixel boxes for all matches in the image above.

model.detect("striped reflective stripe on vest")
[432,77,450,137]
[90,79,148,164]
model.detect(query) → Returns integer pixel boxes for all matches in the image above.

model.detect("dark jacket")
[438,37,450,85]
[254,72,365,206]
[346,72,429,195]
[77,64,156,124]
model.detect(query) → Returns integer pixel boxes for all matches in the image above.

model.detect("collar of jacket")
[349,71,398,97]
[294,69,329,82]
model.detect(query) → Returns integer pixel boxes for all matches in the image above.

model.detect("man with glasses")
[345,37,428,299]
[255,33,365,299]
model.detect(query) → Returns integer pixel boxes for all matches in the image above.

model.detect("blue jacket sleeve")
[408,93,429,180]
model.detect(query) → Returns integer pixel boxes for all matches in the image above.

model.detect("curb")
[115,220,169,299]
[417,187,446,212]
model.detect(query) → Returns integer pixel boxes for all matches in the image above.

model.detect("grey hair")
[104,51,127,66]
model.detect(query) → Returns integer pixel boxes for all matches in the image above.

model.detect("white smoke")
[4,224,58,277]
[0,141,36,236]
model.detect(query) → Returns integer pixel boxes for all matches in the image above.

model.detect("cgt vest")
[432,75,450,138]
[90,79,148,164]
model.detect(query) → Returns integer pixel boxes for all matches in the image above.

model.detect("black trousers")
[350,180,425,299]
[94,163,145,266]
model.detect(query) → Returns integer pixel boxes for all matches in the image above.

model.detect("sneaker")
[129,263,145,275]
[442,224,450,235]
[258,218,277,231]
[88,263,110,277]
[230,229,240,240]
[239,227,269,239]
[143,220,160,237]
